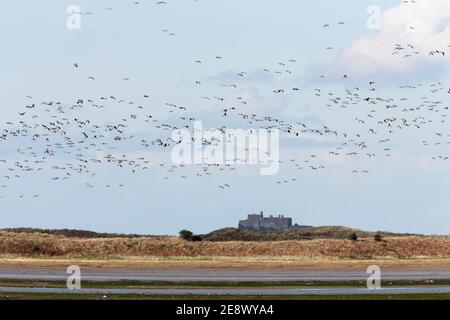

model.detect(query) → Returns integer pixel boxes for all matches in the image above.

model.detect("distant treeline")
[1,226,419,241]
[0,228,150,239]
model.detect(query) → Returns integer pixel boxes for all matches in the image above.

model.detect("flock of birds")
[1,0,450,200]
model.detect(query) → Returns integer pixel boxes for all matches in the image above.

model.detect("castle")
[238,212,303,232]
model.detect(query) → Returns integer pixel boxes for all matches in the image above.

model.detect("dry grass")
[0,231,449,261]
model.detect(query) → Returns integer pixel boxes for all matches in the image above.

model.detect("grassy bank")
[0,278,446,289]
[0,230,449,260]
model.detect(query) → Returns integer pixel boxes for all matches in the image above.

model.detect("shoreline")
[0,256,450,270]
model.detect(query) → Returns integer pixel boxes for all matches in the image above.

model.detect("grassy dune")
[0,231,449,260]
[201,227,414,241]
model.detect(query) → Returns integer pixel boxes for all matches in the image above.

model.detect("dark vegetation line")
[1,292,450,300]
[0,279,446,289]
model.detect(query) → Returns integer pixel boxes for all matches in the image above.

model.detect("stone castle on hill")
[238,212,306,232]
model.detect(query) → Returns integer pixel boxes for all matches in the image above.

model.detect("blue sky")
[1,0,450,235]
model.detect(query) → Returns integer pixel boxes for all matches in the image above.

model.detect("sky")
[1,0,450,235]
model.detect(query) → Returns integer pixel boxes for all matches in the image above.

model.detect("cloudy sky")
[1,0,450,235]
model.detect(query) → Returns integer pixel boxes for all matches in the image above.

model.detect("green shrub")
[374,233,384,242]
[191,235,203,242]
[179,230,193,241]
[349,233,358,241]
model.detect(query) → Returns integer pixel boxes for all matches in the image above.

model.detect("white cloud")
[336,0,450,81]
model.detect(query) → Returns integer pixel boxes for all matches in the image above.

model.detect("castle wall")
[238,214,294,232]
